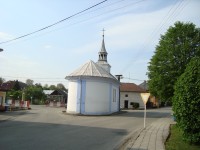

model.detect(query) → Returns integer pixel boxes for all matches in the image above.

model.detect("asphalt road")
[0,105,172,150]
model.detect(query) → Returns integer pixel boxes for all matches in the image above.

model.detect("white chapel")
[65,32,120,115]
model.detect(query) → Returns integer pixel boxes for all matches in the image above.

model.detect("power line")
[120,0,186,74]
[1,75,65,79]
[3,0,146,46]
[122,77,145,82]
[0,0,108,45]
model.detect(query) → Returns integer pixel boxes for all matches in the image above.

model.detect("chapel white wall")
[67,81,78,114]
[85,81,110,114]
[111,85,119,113]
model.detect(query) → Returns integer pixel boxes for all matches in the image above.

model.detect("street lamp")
[0,48,3,52]
[115,75,123,112]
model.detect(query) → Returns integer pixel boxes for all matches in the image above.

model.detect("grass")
[165,125,200,150]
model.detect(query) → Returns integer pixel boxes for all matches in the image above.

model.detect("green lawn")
[165,125,200,150]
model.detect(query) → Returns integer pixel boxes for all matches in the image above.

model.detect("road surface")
[0,105,172,150]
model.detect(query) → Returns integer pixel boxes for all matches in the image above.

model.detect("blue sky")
[0,0,200,88]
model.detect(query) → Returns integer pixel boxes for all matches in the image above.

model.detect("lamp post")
[115,75,123,112]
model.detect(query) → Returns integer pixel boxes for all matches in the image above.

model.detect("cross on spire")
[102,28,105,37]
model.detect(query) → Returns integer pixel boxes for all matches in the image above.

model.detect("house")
[0,80,27,91]
[120,83,147,109]
[65,33,120,115]
[43,89,67,106]
[0,80,28,111]
[0,91,6,111]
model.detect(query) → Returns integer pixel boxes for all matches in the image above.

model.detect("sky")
[0,0,200,88]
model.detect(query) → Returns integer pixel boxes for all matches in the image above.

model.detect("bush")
[130,102,139,109]
[172,57,200,144]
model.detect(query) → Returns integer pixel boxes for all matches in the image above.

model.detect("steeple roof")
[65,60,116,81]
[99,36,107,54]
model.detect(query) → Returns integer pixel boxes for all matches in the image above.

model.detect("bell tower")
[97,29,111,73]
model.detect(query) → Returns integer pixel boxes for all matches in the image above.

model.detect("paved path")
[124,117,175,150]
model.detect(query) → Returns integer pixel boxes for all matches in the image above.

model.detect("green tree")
[7,90,22,100]
[172,57,200,143]
[49,85,57,90]
[57,83,67,92]
[148,21,200,102]
[25,86,46,104]
[43,84,49,90]
[13,80,21,91]
[26,79,34,86]
[0,77,5,84]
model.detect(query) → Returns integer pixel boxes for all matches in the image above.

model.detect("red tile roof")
[0,80,27,91]
[120,83,146,92]
[0,81,15,91]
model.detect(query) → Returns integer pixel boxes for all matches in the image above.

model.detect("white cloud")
[99,0,200,54]
[0,32,14,41]
[44,45,52,49]
[0,55,40,77]
[99,9,168,53]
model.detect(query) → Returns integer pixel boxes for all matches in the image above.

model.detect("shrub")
[172,57,200,144]
[130,102,139,109]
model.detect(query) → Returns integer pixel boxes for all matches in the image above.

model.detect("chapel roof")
[65,60,117,81]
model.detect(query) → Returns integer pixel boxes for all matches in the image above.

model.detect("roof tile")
[65,60,117,81]
[120,83,146,92]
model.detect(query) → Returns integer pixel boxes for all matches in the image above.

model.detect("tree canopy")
[25,86,46,102]
[0,77,5,84]
[172,57,200,143]
[148,21,200,102]
[26,79,34,86]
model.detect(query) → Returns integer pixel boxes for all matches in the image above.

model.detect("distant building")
[0,91,6,111]
[43,89,67,106]
[120,83,147,109]
[65,33,120,115]
[0,80,27,91]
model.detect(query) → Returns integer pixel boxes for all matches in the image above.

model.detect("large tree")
[148,21,200,102]
[0,77,5,84]
[26,79,34,86]
[57,83,67,92]
[172,57,200,143]
[25,86,46,102]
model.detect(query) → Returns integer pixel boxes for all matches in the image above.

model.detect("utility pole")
[115,75,123,112]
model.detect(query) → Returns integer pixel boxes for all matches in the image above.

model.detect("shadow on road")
[0,120,127,150]
[0,110,37,117]
[117,107,172,118]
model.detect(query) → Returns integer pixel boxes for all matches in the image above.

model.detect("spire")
[100,35,107,53]
[97,29,111,73]
[98,29,107,61]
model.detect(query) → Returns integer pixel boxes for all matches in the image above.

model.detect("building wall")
[120,92,145,109]
[67,78,120,115]
[0,91,6,111]
[85,80,110,114]
[67,81,78,114]
[0,91,6,106]
[111,85,119,113]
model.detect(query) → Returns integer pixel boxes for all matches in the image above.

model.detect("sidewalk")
[124,117,175,150]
